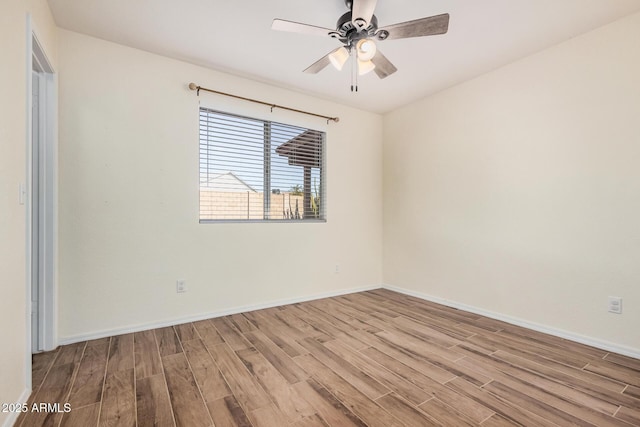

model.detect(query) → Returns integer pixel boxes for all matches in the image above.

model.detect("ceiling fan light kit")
[357,58,375,76]
[356,39,377,61]
[329,46,350,71]
[272,0,450,91]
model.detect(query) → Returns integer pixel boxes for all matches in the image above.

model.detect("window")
[199,108,326,222]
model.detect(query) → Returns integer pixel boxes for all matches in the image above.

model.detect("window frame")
[198,107,327,223]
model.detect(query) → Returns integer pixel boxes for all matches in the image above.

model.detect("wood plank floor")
[16,289,640,426]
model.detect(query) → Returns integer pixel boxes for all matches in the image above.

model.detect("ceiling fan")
[272,0,449,91]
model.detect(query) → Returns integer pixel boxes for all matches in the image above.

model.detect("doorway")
[28,31,57,357]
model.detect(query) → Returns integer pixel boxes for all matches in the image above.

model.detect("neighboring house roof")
[276,129,322,168]
[200,171,256,192]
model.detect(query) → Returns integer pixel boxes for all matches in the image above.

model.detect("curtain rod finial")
[188,83,198,91]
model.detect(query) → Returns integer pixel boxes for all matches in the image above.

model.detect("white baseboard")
[58,284,380,345]
[58,283,639,360]
[383,284,640,359]
[2,388,31,427]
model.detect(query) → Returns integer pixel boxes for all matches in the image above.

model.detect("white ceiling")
[48,0,640,114]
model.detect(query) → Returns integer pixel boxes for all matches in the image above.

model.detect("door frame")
[25,14,58,387]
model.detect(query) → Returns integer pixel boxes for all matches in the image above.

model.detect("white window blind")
[199,108,326,222]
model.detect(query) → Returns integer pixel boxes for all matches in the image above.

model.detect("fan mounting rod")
[332,0,389,45]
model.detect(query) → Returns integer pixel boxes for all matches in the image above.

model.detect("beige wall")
[57,29,383,341]
[0,0,57,424]
[383,12,640,353]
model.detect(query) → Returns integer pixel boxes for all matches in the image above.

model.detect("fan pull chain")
[350,48,355,92]
[355,49,359,92]
[351,48,358,92]
[355,62,359,92]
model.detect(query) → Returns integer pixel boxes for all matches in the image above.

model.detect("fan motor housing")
[332,12,379,45]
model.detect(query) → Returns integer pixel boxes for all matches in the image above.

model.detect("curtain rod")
[188,83,340,123]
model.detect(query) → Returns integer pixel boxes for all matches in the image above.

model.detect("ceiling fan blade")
[378,13,449,40]
[303,49,340,74]
[351,0,378,28]
[272,19,334,37]
[371,50,397,79]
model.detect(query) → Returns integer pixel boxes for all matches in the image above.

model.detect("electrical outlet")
[608,296,622,314]
[176,280,187,293]
[335,264,340,274]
